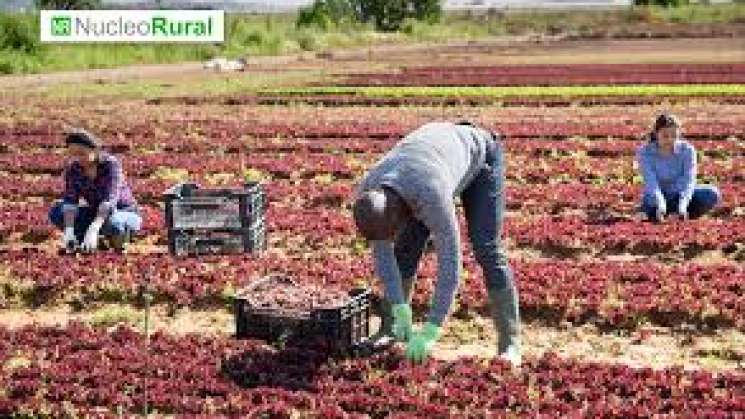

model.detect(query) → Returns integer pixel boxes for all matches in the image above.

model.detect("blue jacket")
[636,135,697,213]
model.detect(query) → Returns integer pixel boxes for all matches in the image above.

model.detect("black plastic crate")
[234,276,371,355]
[163,181,266,232]
[163,181,267,256]
[170,221,266,257]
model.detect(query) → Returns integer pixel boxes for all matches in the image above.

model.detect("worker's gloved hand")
[61,226,77,250]
[391,303,413,342]
[81,219,104,253]
[406,322,442,363]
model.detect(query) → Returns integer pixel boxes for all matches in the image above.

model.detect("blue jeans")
[641,185,721,222]
[49,201,142,242]
[393,139,513,292]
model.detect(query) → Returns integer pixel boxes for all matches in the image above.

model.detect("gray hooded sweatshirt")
[355,122,494,326]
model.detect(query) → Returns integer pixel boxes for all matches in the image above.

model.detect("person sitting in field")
[49,129,142,252]
[353,121,520,365]
[637,113,721,223]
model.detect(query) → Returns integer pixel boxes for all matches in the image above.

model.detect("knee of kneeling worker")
[109,212,142,235]
[708,187,722,206]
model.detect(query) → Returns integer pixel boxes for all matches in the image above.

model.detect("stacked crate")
[163,182,266,257]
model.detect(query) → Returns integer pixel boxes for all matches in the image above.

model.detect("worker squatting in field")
[637,113,721,223]
[48,129,142,253]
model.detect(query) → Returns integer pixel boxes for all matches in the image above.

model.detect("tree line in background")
[29,0,444,31]
[31,0,700,14]
[34,0,101,9]
[297,0,442,31]
[633,0,690,6]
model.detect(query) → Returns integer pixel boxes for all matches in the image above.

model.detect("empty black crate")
[170,222,267,257]
[163,182,267,256]
[164,181,265,230]
[234,276,370,355]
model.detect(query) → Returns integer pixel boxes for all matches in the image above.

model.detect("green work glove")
[391,303,413,342]
[406,322,442,363]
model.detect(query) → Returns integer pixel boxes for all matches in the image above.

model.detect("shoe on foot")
[110,231,131,253]
[488,281,522,367]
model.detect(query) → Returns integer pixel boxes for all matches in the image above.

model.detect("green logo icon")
[51,16,71,36]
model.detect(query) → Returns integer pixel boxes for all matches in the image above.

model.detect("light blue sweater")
[636,138,697,214]
[356,122,494,326]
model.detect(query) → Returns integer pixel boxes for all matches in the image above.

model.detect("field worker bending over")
[352,121,521,365]
[49,129,142,252]
[637,113,721,223]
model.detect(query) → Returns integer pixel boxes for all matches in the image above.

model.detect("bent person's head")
[65,129,101,164]
[652,113,681,148]
[353,187,410,241]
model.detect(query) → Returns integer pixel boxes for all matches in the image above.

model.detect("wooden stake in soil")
[142,268,154,417]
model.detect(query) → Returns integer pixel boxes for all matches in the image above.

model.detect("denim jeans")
[393,138,514,292]
[49,201,142,242]
[641,185,721,222]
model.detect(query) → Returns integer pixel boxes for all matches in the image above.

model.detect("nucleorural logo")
[40,10,224,43]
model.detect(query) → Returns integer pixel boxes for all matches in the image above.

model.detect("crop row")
[266,211,745,255]
[253,94,745,107]
[3,175,742,219]
[2,118,744,153]
[4,193,744,249]
[0,152,358,179]
[266,84,745,99]
[1,249,743,330]
[392,64,745,75]
[339,73,745,87]
[3,203,744,256]
[0,323,744,417]
[243,181,745,220]
[3,133,744,159]
[336,63,745,87]
[1,153,743,185]
[2,135,398,156]
[507,182,743,216]
[15,99,740,126]
[137,92,745,107]
[501,155,744,184]
[0,176,356,209]
[265,180,742,220]
[506,215,745,255]
[505,138,745,158]
[1,205,355,247]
